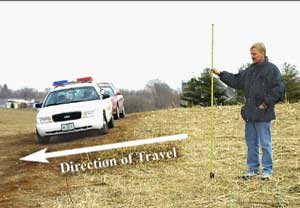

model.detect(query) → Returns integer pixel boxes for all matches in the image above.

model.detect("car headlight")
[37,116,53,124]
[82,110,96,118]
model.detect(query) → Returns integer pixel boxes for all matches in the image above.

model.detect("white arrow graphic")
[20,133,188,163]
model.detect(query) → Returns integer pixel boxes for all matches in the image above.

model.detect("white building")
[5,99,31,109]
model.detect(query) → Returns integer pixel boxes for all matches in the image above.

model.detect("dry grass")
[0,104,300,207]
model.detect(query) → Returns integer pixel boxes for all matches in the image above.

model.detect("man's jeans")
[245,122,273,174]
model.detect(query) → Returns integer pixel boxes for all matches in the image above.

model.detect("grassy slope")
[0,104,300,207]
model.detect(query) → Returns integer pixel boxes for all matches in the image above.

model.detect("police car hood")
[38,100,102,117]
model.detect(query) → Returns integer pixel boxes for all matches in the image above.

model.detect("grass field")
[0,104,300,207]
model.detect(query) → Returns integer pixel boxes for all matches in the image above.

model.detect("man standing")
[212,43,285,180]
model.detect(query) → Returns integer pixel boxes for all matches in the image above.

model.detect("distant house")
[5,99,32,109]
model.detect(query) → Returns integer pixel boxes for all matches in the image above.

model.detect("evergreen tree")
[181,68,227,106]
[281,62,300,103]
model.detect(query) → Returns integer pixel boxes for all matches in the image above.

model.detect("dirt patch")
[0,111,146,207]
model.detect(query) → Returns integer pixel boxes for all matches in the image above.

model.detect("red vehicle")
[97,82,125,119]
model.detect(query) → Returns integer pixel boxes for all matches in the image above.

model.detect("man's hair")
[250,42,266,55]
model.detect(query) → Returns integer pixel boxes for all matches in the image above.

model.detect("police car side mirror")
[35,103,42,108]
[102,93,110,99]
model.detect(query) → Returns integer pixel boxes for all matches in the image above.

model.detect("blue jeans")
[245,122,273,174]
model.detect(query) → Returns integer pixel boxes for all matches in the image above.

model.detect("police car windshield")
[44,86,100,107]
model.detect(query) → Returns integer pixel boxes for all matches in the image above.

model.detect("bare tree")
[121,79,180,114]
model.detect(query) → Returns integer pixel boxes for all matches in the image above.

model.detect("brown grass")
[0,104,300,207]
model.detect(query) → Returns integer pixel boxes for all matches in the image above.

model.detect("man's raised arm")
[212,68,246,90]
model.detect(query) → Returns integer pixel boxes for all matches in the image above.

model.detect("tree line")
[120,79,180,114]
[1,62,298,112]
[0,84,47,101]
[181,62,300,106]
[0,80,180,113]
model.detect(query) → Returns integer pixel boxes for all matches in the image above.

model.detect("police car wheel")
[100,113,108,135]
[36,131,50,144]
[108,115,114,128]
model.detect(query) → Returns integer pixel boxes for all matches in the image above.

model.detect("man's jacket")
[219,56,285,122]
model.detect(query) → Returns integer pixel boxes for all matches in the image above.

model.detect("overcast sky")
[0,2,300,91]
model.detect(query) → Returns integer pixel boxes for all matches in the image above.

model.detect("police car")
[35,77,114,144]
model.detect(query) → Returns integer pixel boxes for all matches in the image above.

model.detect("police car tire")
[108,115,114,128]
[37,131,50,144]
[100,113,109,135]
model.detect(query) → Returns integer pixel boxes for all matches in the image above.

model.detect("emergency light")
[52,77,93,87]
[52,80,68,87]
[77,77,93,83]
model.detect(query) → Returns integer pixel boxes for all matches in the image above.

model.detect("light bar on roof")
[52,80,68,87]
[77,77,93,83]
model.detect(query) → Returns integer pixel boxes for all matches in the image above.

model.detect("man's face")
[251,48,265,64]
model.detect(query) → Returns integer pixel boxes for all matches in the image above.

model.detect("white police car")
[36,77,114,144]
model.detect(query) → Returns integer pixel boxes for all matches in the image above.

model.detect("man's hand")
[212,68,221,76]
[258,103,268,109]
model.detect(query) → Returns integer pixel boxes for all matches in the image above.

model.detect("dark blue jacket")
[219,57,285,122]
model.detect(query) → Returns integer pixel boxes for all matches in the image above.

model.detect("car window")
[101,87,115,97]
[98,83,118,94]
[43,86,99,107]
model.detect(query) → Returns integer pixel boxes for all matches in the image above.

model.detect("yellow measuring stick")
[210,24,215,178]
